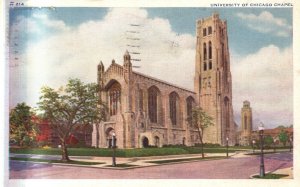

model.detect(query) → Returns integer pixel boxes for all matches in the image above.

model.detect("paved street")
[9,152,292,179]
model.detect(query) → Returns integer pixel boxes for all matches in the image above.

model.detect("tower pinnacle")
[124,50,131,63]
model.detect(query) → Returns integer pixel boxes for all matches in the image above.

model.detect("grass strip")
[10,157,104,165]
[147,156,225,164]
[252,173,289,179]
[10,147,240,157]
[245,151,291,155]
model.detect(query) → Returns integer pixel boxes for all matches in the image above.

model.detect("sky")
[8,7,293,129]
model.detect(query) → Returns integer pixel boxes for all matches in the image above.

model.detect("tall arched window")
[203,28,207,36]
[108,82,121,116]
[204,62,207,71]
[208,41,212,59]
[186,96,195,119]
[148,86,159,123]
[244,115,247,130]
[208,26,212,35]
[203,43,207,60]
[224,97,230,128]
[139,89,143,111]
[209,61,212,70]
[169,92,180,126]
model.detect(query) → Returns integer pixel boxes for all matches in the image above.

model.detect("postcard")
[2,0,299,187]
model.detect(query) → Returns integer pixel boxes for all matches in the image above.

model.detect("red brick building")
[237,127,293,146]
[33,116,93,147]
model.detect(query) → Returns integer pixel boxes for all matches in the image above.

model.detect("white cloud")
[13,13,70,35]
[13,8,195,108]
[232,45,293,128]
[236,11,292,37]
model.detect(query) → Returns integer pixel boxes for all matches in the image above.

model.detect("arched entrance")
[105,127,115,148]
[182,137,186,146]
[154,136,160,147]
[142,137,149,148]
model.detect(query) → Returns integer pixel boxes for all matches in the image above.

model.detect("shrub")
[194,143,221,147]
[162,144,186,148]
[145,145,158,148]
[37,141,49,147]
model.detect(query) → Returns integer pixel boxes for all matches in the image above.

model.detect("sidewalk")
[10,152,234,169]
[272,167,293,179]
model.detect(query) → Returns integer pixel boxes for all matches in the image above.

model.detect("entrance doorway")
[154,136,160,147]
[142,137,149,148]
[105,127,115,148]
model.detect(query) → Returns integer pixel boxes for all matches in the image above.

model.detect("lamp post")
[259,123,265,177]
[289,136,293,152]
[112,132,116,167]
[252,140,256,153]
[226,137,229,158]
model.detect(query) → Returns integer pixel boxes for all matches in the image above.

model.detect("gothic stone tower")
[194,13,236,145]
[240,101,253,145]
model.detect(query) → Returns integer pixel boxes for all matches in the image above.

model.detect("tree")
[264,135,273,148]
[187,106,214,158]
[9,103,38,147]
[38,78,106,162]
[278,130,288,147]
[276,125,286,129]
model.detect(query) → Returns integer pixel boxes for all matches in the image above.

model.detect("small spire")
[243,100,250,107]
[213,12,219,18]
[98,61,104,71]
[112,59,115,64]
[123,50,131,62]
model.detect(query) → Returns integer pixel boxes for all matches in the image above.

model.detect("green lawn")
[10,157,104,165]
[10,147,241,158]
[245,149,291,155]
[252,173,289,179]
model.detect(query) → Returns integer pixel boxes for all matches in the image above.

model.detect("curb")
[249,172,269,179]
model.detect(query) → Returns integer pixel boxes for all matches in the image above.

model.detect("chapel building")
[92,13,237,148]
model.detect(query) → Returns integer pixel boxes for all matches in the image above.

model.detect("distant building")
[239,101,253,145]
[251,127,293,144]
[237,100,293,146]
[92,13,237,148]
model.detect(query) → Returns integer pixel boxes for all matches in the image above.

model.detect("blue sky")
[10,7,292,55]
[9,7,293,129]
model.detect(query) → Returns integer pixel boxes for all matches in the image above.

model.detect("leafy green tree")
[9,103,38,147]
[187,106,214,158]
[276,125,286,129]
[264,135,273,148]
[38,78,107,161]
[253,139,259,149]
[278,130,288,147]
